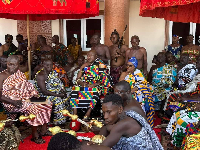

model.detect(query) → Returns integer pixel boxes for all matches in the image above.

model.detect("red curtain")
[0,0,99,20]
[140,0,200,23]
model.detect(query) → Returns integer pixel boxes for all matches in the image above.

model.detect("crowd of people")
[0,31,200,149]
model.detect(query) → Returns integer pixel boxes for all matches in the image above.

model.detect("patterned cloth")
[3,43,17,57]
[128,57,138,68]
[110,66,123,84]
[166,108,200,147]
[165,45,183,59]
[112,110,163,150]
[34,70,69,125]
[2,70,52,126]
[152,64,177,102]
[70,58,113,109]
[177,64,198,88]
[53,43,68,66]
[53,63,69,88]
[0,125,21,150]
[68,44,80,61]
[125,69,155,127]
[182,49,200,63]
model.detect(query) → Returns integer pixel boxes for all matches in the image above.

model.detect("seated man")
[17,54,29,80]
[34,59,69,126]
[0,55,52,144]
[119,57,154,127]
[71,50,113,120]
[0,55,7,72]
[100,94,163,149]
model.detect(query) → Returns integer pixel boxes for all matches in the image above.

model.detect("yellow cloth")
[68,44,80,60]
[24,71,29,80]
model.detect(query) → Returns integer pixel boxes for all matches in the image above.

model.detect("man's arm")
[0,45,4,57]
[141,48,147,76]
[101,121,127,148]
[99,125,109,137]
[36,74,65,97]
[125,49,130,64]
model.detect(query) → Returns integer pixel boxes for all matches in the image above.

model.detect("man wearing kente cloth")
[0,55,52,144]
[148,52,177,111]
[119,57,154,127]
[52,35,69,66]
[34,59,69,126]
[0,34,17,57]
[182,35,200,63]
[71,50,113,120]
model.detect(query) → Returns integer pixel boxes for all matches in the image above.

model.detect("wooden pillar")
[104,0,130,47]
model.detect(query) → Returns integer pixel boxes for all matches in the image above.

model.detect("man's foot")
[40,130,52,136]
[31,136,45,144]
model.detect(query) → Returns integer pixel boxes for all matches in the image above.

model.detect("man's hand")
[143,70,148,77]
[12,100,22,109]
[131,87,138,93]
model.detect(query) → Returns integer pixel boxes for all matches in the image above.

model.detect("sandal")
[31,136,45,144]
[40,130,52,136]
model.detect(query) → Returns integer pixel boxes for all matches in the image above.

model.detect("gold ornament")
[49,126,64,135]
[62,110,78,120]
[91,135,106,145]
[19,114,36,122]
[0,122,5,132]
[68,130,77,137]
[90,119,103,128]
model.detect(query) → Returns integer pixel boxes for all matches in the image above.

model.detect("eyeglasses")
[126,64,134,68]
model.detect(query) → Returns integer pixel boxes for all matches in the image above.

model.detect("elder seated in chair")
[71,50,113,120]
[0,55,52,144]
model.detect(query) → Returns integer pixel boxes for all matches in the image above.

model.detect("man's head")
[152,55,158,64]
[47,132,81,150]
[180,53,189,65]
[90,33,101,46]
[131,35,140,47]
[7,55,19,74]
[0,56,7,69]
[114,81,132,106]
[102,94,123,125]
[37,35,43,42]
[52,35,59,44]
[157,52,166,63]
[126,57,138,73]
[77,55,85,67]
[165,51,175,64]
[16,34,23,44]
[186,35,194,44]
[67,55,75,65]
[5,34,13,44]
[87,50,97,63]
[43,59,53,72]
[172,35,179,43]
[71,37,77,45]
[17,54,24,64]
[110,29,120,44]
[41,53,54,63]
[39,37,47,46]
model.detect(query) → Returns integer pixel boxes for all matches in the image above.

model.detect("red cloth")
[140,0,200,23]
[0,0,99,20]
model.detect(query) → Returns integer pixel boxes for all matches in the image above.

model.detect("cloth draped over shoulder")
[53,43,68,66]
[3,43,17,57]
[165,45,183,59]
[68,44,80,61]
[125,69,155,127]
[34,69,70,125]
[112,110,163,150]
[70,58,113,109]
[2,70,52,126]
[152,64,177,102]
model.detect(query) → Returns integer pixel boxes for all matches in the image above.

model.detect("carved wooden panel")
[17,20,52,45]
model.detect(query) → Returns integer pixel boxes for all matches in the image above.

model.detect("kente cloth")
[70,86,99,109]
[68,44,80,61]
[2,70,52,126]
[53,43,68,66]
[79,58,113,95]
[34,70,69,125]
[0,125,21,150]
[166,108,200,147]
[112,110,163,150]
[182,49,200,63]
[110,66,123,84]
[165,45,183,59]
[3,43,17,57]
[178,64,198,88]
[53,63,69,88]
[152,64,177,102]
[125,69,155,127]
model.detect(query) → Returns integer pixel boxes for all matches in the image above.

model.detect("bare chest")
[128,49,144,60]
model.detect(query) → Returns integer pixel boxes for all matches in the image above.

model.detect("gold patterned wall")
[17,20,52,45]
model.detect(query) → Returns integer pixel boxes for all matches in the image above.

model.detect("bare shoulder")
[0,71,8,80]
[102,44,109,50]
[139,47,146,53]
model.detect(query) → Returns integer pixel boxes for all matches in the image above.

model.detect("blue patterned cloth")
[152,64,177,102]
[112,110,163,150]
[165,45,183,59]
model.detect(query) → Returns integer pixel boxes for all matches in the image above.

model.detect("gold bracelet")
[76,79,81,85]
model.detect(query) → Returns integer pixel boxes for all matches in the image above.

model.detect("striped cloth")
[2,70,52,126]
